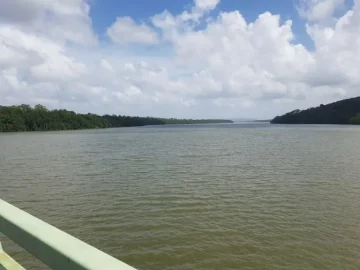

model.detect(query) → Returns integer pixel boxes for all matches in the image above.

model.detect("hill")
[271,97,360,125]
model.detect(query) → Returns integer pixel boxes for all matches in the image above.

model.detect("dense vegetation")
[103,115,232,127]
[0,104,109,132]
[103,114,165,127]
[159,118,233,125]
[271,97,360,125]
[350,114,360,125]
[0,104,233,132]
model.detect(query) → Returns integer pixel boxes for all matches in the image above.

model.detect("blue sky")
[91,0,298,26]
[91,0,311,46]
[0,0,359,118]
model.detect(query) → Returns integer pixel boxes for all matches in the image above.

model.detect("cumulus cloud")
[107,17,158,45]
[304,0,360,88]
[0,0,360,118]
[0,0,97,45]
[195,0,220,11]
[297,0,345,23]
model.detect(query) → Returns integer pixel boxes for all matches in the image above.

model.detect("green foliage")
[0,105,108,132]
[271,97,360,125]
[103,115,165,127]
[0,104,234,132]
[102,115,232,127]
[159,118,233,124]
[350,114,360,125]
[34,104,49,112]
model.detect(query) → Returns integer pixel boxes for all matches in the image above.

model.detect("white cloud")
[304,0,360,87]
[107,17,158,45]
[0,0,41,23]
[298,0,345,23]
[0,0,360,118]
[0,25,87,82]
[100,59,115,73]
[0,0,97,45]
[31,55,87,82]
[195,0,220,11]
[151,0,220,37]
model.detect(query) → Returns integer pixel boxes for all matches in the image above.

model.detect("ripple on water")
[1,125,360,270]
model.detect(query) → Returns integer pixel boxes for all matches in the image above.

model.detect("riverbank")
[0,104,233,132]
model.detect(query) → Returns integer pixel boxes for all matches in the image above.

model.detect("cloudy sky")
[0,0,359,119]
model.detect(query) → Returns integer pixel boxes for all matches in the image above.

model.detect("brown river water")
[1,123,360,269]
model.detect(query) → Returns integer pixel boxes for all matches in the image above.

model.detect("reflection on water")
[1,124,360,270]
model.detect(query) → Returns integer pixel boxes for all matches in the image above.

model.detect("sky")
[0,0,359,119]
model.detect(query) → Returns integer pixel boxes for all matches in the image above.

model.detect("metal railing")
[0,199,136,270]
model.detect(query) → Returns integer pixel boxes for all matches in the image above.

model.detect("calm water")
[1,123,360,270]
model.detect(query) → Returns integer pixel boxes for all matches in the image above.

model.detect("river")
[1,123,360,269]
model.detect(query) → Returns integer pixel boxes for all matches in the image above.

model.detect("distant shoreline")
[0,104,233,133]
[271,96,360,125]
[253,120,271,123]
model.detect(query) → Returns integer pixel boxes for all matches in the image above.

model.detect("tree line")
[271,97,360,125]
[0,104,232,132]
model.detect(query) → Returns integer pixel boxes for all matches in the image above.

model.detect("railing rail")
[0,199,136,270]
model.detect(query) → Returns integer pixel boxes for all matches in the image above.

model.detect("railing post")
[0,199,136,270]
[0,238,26,270]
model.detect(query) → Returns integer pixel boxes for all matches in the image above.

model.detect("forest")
[0,104,232,132]
[271,97,360,125]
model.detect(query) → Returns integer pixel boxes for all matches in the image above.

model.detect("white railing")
[0,199,136,270]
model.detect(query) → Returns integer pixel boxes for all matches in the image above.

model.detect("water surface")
[1,123,360,269]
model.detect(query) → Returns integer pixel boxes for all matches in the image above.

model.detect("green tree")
[0,104,233,132]
[34,104,49,112]
[350,114,360,125]
[271,97,360,125]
